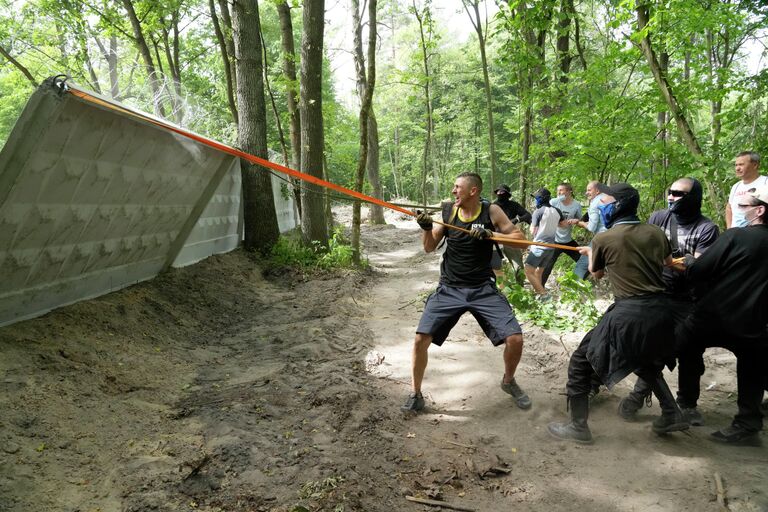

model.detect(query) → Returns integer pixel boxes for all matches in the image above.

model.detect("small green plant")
[267,226,365,270]
[298,475,346,499]
[498,263,600,332]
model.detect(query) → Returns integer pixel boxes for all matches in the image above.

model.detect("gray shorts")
[524,249,554,268]
[416,282,523,346]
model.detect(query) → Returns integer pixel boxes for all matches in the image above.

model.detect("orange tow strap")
[66,84,579,252]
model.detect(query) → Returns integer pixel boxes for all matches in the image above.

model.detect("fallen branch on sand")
[405,495,476,511]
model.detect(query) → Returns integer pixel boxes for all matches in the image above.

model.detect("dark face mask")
[668,180,703,223]
[598,202,616,228]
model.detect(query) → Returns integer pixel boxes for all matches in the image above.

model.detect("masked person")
[402,172,532,412]
[618,178,719,425]
[573,181,608,280]
[491,184,532,285]
[547,183,690,444]
[726,151,768,228]
[682,186,768,443]
[524,188,563,300]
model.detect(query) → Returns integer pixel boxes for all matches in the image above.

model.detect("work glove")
[415,212,433,231]
[469,227,493,240]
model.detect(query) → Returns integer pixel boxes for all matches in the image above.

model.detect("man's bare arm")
[422,222,445,253]
[489,204,525,239]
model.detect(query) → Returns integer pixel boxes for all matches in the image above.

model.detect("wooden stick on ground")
[405,495,476,512]
[714,472,729,511]
[444,440,476,449]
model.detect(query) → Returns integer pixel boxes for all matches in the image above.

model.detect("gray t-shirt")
[550,198,582,243]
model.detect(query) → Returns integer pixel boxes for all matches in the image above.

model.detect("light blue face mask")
[557,194,567,202]
[733,209,750,228]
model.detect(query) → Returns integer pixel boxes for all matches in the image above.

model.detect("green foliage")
[268,226,364,271]
[297,475,345,499]
[498,264,600,331]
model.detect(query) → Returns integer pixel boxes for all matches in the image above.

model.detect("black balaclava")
[603,183,640,228]
[669,178,703,225]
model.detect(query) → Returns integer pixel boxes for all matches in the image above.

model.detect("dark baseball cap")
[494,184,511,195]
[603,183,638,201]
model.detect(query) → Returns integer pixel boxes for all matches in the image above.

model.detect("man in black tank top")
[402,172,533,413]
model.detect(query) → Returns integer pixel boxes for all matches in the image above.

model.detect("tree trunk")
[352,0,385,227]
[277,1,303,218]
[413,0,434,205]
[367,112,385,223]
[556,0,572,81]
[350,0,378,263]
[299,0,329,247]
[464,0,497,192]
[210,0,238,124]
[636,3,702,157]
[0,45,37,86]
[121,0,167,118]
[232,0,280,252]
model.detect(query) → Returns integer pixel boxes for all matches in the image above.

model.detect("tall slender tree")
[299,0,329,247]
[351,0,379,263]
[463,0,497,192]
[232,0,280,251]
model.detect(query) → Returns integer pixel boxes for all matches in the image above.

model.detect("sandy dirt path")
[0,207,766,512]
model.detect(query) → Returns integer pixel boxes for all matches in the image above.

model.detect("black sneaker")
[501,378,532,409]
[680,407,704,426]
[617,397,642,421]
[710,425,760,444]
[588,386,601,403]
[401,392,425,412]
[652,413,690,434]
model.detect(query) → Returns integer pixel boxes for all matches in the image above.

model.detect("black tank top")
[440,201,496,287]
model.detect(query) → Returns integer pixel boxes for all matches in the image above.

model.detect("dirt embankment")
[1,209,766,512]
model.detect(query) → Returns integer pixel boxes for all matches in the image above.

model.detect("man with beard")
[617,178,719,425]
[547,183,690,444]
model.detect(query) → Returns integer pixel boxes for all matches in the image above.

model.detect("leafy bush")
[498,264,600,331]
[268,226,364,271]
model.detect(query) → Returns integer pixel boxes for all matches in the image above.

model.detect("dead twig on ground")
[444,440,476,449]
[714,472,729,511]
[405,495,476,511]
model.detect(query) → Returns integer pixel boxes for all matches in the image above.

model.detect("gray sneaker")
[401,392,425,412]
[680,407,704,426]
[501,378,532,409]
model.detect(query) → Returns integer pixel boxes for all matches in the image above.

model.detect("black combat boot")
[547,394,593,444]
[618,378,652,420]
[649,376,690,434]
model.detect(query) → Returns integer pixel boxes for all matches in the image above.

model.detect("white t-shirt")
[729,175,768,227]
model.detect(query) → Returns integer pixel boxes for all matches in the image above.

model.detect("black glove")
[683,254,696,267]
[469,227,493,240]
[415,212,433,231]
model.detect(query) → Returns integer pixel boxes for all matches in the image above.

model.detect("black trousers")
[725,342,768,431]
[676,343,705,408]
[682,312,768,432]
[541,240,580,286]
[566,332,666,397]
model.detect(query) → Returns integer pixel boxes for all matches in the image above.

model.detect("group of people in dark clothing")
[402,151,768,447]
